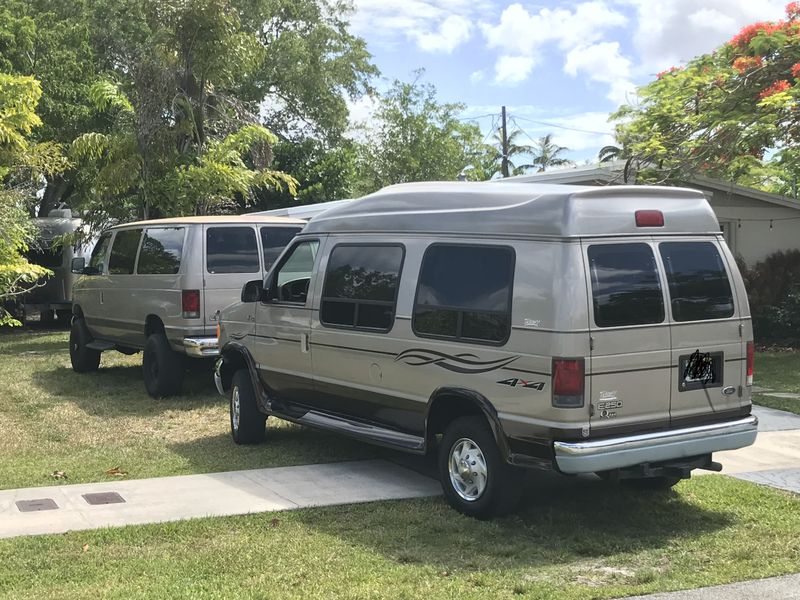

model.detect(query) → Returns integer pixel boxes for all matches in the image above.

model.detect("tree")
[529,134,572,172]
[0,73,55,325]
[488,128,534,176]
[612,2,800,189]
[354,73,486,194]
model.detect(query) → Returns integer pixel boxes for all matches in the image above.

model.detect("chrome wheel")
[231,386,241,432]
[448,437,487,502]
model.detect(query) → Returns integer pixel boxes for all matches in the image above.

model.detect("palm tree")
[598,144,622,163]
[490,128,533,176]
[597,143,637,183]
[530,134,573,172]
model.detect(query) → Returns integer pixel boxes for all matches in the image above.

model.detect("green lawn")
[1,476,798,600]
[753,351,800,415]
[0,331,379,490]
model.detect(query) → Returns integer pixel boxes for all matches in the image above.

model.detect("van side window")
[659,242,734,321]
[413,244,514,344]
[108,229,143,275]
[588,243,664,327]
[138,227,185,275]
[260,226,301,271]
[88,232,112,273]
[206,227,260,274]
[320,244,404,331]
[271,240,319,304]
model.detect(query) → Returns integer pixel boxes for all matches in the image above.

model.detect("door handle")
[300,333,310,354]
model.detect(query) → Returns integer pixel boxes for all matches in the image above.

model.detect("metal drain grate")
[82,492,125,505]
[16,498,58,512]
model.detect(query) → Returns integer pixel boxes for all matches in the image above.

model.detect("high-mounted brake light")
[746,341,754,386]
[182,289,200,319]
[552,358,585,408]
[635,210,664,227]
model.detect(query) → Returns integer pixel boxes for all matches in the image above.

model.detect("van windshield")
[659,242,734,322]
[588,243,665,328]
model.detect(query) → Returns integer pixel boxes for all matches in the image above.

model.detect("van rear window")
[588,243,665,328]
[659,242,734,321]
[206,227,259,274]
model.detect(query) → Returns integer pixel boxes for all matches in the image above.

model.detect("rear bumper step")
[553,415,758,474]
[183,337,219,358]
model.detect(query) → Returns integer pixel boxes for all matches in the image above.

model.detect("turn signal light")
[182,289,200,319]
[746,341,754,386]
[552,358,585,408]
[635,210,664,227]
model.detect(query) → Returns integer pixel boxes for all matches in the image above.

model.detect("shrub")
[740,250,800,345]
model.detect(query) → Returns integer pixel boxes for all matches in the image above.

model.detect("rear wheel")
[142,333,185,398]
[230,369,266,444]
[69,318,100,373]
[438,416,521,519]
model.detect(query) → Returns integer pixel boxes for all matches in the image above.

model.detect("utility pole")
[501,105,510,178]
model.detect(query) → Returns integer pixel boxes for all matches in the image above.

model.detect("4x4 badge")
[497,378,545,390]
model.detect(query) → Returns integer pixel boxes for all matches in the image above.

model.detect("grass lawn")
[1,476,799,599]
[0,331,379,490]
[753,351,800,416]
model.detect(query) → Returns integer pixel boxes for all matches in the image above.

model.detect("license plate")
[678,351,723,391]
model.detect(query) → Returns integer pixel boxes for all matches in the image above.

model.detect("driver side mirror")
[71,257,86,274]
[241,279,264,303]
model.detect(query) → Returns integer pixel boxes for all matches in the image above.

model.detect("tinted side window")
[659,242,734,321]
[588,243,665,327]
[138,227,185,274]
[272,240,319,303]
[413,245,514,344]
[321,245,404,331]
[108,229,142,275]
[260,226,301,271]
[88,233,112,272]
[206,227,259,274]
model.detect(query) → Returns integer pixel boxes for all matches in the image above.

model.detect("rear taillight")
[182,289,200,319]
[635,210,664,227]
[746,341,754,386]
[552,358,585,408]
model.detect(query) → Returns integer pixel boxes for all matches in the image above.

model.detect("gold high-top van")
[214,182,758,518]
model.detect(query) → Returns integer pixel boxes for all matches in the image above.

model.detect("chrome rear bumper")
[553,415,758,474]
[183,337,219,358]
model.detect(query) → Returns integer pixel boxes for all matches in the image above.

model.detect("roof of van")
[303,181,720,238]
[109,215,306,230]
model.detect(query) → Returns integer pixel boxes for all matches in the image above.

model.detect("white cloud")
[479,2,627,84]
[620,0,786,74]
[414,14,473,53]
[563,41,635,105]
[469,70,485,84]
[494,55,536,85]
[351,0,490,53]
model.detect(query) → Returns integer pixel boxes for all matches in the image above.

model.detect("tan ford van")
[69,215,304,397]
[214,182,758,518]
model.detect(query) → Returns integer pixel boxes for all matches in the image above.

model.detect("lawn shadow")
[291,470,733,574]
[30,362,222,418]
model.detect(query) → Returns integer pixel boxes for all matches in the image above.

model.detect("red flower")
[732,56,763,73]
[758,79,791,99]
[787,1,800,20]
[730,21,785,48]
[792,62,800,78]
[656,66,681,79]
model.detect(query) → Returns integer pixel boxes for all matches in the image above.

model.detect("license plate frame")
[678,351,724,392]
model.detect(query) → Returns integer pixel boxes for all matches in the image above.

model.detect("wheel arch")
[424,387,511,460]
[144,314,166,338]
[218,342,267,411]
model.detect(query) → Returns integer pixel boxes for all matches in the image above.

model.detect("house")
[502,162,800,267]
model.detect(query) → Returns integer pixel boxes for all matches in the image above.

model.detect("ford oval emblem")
[722,386,736,396]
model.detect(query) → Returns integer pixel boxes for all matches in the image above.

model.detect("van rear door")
[657,239,744,424]
[583,240,672,436]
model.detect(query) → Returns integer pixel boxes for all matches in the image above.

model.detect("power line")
[511,114,611,136]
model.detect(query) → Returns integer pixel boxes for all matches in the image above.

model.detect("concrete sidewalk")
[624,573,800,599]
[0,459,441,539]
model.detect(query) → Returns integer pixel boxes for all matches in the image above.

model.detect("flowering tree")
[612,2,800,194]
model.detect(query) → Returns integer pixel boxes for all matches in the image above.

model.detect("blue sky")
[347,0,787,163]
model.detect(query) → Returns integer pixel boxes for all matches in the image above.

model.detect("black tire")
[438,415,521,519]
[40,309,55,325]
[69,318,101,373]
[623,476,682,491]
[230,369,266,444]
[142,333,185,398]
[56,309,72,326]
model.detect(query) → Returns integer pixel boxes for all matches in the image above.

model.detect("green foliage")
[740,250,800,344]
[612,3,800,188]
[529,133,572,172]
[354,73,486,194]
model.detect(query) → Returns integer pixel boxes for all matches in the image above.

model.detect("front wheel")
[230,369,266,444]
[438,416,521,519]
[69,318,100,373]
[142,333,185,398]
